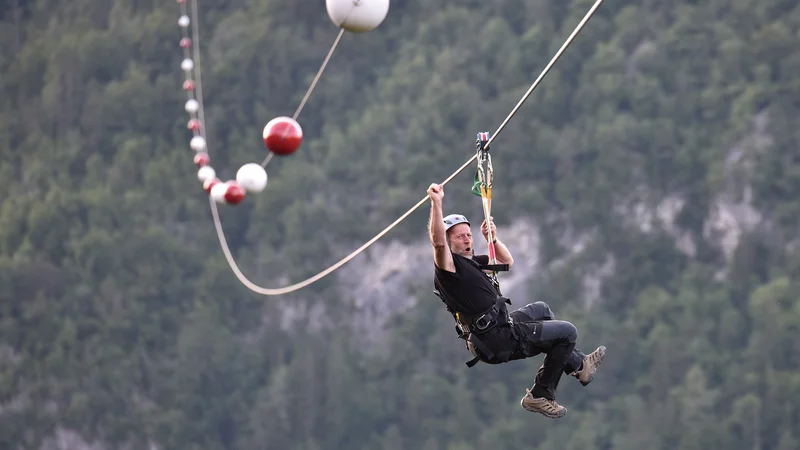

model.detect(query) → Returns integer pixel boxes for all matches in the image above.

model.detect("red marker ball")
[203,177,220,194]
[224,182,246,204]
[262,116,303,156]
[194,152,210,167]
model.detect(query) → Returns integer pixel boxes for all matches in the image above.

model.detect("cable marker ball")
[224,182,246,205]
[262,116,303,156]
[198,165,216,182]
[326,0,389,32]
[185,99,199,113]
[194,152,210,167]
[236,163,268,193]
[190,136,206,151]
[210,182,228,204]
[204,177,221,194]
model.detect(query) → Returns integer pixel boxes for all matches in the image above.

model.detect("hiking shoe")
[520,389,567,418]
[573,345,606,386]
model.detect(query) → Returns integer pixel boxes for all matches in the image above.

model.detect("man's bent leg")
[511,302,587,377]
[572,345,607,386]
[520,320,577,419]
[510,301,556,322]
[532,344,606,387]
[528,320,578,399]
[564,348,585,375]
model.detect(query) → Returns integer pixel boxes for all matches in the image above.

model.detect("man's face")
[447,223,474,258]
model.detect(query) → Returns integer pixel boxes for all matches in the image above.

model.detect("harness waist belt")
[454,295,510,335]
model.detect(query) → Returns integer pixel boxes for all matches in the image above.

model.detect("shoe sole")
[579,345,607,386]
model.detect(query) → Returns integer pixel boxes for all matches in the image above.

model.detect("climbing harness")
[173,0,606,296]
[433,287,516,368]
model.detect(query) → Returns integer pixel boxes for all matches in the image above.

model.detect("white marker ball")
[185,99,199,113]
[236,163,268,193]
[197,165,216,182]
[326,0,389,33]
[190,136,206,151]
[181,58,194,71]
[210,182,229,204]
[179,15,190,27]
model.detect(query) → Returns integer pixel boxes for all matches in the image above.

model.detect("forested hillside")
[2,0,800,449]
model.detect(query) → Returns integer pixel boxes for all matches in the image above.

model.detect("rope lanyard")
[473,132,501,289]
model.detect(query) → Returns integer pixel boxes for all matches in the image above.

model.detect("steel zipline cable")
[182,0,605,296]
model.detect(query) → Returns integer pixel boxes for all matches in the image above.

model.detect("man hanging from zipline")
[427,132,606,419]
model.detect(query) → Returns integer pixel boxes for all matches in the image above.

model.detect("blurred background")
[1,0,799,448]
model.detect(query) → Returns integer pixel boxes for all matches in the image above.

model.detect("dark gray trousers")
[509,301,586,400]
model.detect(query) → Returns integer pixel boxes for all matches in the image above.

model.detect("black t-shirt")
[434,253,501,316]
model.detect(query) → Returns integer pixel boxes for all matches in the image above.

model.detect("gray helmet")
[443,213,470,231]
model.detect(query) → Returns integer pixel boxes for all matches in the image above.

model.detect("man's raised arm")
[481,216,514,268]
[427,183,454,272]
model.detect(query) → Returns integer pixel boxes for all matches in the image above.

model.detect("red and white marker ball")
[204,177,221,194]
[194,152,210,167]
[210,181,246,205]
[224,182,246,204]
[262,116,302,156]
